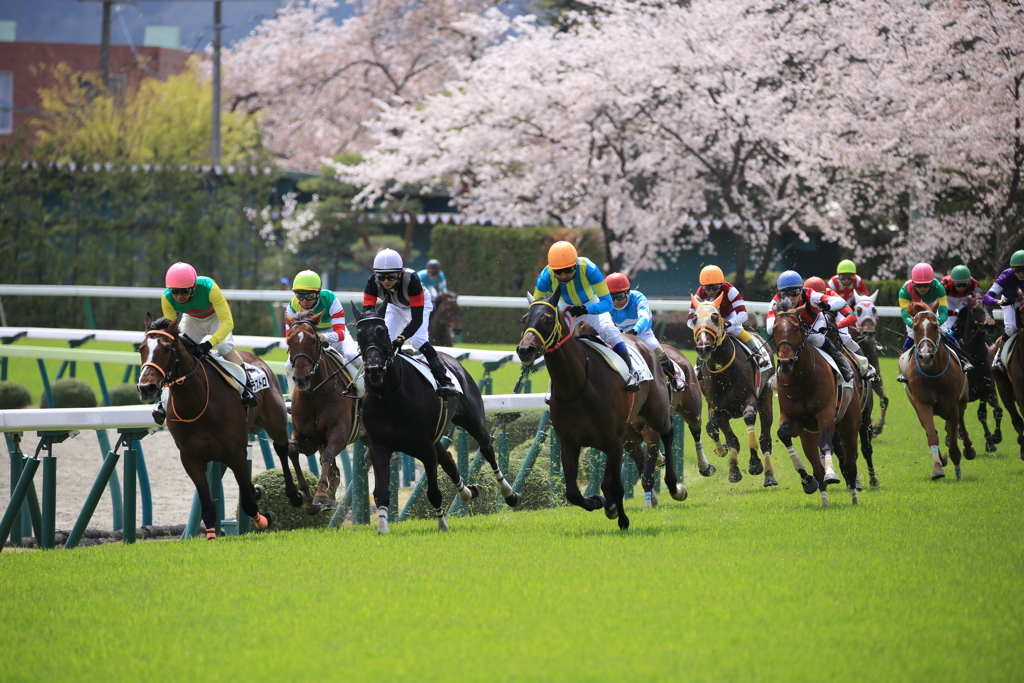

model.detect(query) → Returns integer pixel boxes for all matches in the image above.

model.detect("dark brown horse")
[990,302,1024,460]
[772,310,862,506]
[137,314,305,537]
[517,289,685,529]
[951,297,1002,453]
[285,310,360,512]
[850,293,890,435]
[690,296,777,486]
[902,302,975,480]
[429,291,462,347]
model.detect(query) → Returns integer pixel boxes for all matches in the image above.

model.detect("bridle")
[692,302,725,350]
[356,314,399,397]
[520,299,589,402]
[141,329,209,423]
[911,310,949,377]
[287,319,353,395]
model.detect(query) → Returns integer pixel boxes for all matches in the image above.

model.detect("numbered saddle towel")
[398,354,464,395]
[207,353,270,395]
[579,338,655,385]
[813,345,854,421]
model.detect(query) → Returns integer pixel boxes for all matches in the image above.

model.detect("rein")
[704,337,737,374]
[288,319,351,396]
[774,313,814,387]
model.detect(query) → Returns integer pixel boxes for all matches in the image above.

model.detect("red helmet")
[803,276,826,293]
[911,262,934,284]
[605,272,630,293]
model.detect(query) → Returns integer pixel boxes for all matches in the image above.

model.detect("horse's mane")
[292,308,319,322]
[148,317,173,331]
[906,301,934,317]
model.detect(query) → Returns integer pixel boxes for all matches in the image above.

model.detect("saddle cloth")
[812,345,854,422]
[1001,331,1018,369]
[398,354,464,395]
[579,338,655,384]
[207,353,270,394]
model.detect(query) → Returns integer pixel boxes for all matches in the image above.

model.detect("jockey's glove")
[566,305,589,317]
[626,328,639,335]
[393,336,406,351]
[193,340,212,358]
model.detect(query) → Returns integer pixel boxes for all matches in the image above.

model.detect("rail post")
[584,448,606,498]
[673,413,685,484]
[95,429,123,530]
[549,430,563,508]
[622,454,638,499]
[351,441,370,525]
[388,453,400,521]
[123,439,137,544]
[511,411,549,494]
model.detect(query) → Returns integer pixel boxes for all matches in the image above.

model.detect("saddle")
[579,338,655,385]
[730,333,772,398]
[397,354,464,395]
[998,331,1019,369]
[205,353,270,396]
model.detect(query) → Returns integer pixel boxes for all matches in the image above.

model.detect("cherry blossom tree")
[221,0,504,170]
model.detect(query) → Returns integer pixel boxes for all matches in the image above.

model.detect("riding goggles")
[295,291,319,301]
[703,283,722,292]
[610,292,628,300]
[779,287,801,298]
[1013,266,1024,274]
[375,272,401,282]
[553,266,576,276]
[169,287,193,296]
[838,275,854,283]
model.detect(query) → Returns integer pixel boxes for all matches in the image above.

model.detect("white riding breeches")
[1002,304,1019,336]
[180,314,235,356]
[561,299,624,348]
[386,296,433,350]
[634,327,660,350]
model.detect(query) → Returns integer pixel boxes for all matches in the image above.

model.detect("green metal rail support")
[1,331,28,381]
[673,414,685,484]
[584,448,606,498]
[477,355,512,396]
[0,430,75,550]
[511,411,550,495]
[6,433,43,546]
[549,430,563,508]
[351,441,370,525]
[622,453,638,499]
[95,429,124,530]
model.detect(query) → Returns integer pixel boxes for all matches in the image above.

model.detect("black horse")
[951,297,1002,453]
[355,308,521,533]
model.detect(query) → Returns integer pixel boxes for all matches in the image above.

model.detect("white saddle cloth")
[580,338,655,384]
[399,354,464,395]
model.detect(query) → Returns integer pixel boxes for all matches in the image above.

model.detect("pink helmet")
[165,262,197,288]
[911,262,934,285]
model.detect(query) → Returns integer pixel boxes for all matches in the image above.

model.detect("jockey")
[533,241,639,392]
[154,262,258,425]
[605,272,686,391]
[897,262,973,383]
[804,276,876,380]
[363,248,457,397]
[686,265,772,371]
[828,259,871,307]
[285,270,360,384]
[416,259,447,302]
[941,265,984,329]
[982,249,1024,371]
[766,270,854,382]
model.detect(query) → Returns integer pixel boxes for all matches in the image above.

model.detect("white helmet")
[373,248,403,272]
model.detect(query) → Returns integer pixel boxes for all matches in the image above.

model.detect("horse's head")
[285,310,325,391]
[518,287,567,365]
[691,293,725,361]
[772,311,807,374]
[853,291,879,336]
[968,296,995,329]
[438,291,462,336]
[355,306,393,389]
[907,301,940,368]
[137,313,187,404]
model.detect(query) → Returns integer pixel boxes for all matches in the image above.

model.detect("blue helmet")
[777,270,803,290]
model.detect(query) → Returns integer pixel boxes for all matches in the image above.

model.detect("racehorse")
[951,297,1002,453]
[137,314,301,537]
[356,307,521,534]
[429,291,462,347]
[850,293,890,435]
[517,288,685,529]
[655,345,715,480]
[285,310,360,511]
[990,301,1024,460]
[902,301,975,480]
[690,296,777,486]
[772,310,862,506]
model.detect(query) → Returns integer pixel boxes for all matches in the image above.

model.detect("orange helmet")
[605,272,630,293]
[699,265,724,286]
[547,241,578,270]
[804,276,826,293]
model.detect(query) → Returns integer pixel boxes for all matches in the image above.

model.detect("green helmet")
[837,259,856,275]
[292,270,322,292]
[1011,250,1024,267]
[950,265,971,283]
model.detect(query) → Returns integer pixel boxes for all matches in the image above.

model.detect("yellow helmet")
[547,241,579,270]
[292,270,322,292]
[837,259,856,274]
[699,265,724,286]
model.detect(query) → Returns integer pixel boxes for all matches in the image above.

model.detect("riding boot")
[613,342,641,392]
[658,351,686,391]
[821,338,854,383]
[942,333,974,372]
[843,337,876,380]
[744,337,771,371]
[241,383,260,408]
[427,355,458,397]
[152,403,166,426]
[993,332,1010,372]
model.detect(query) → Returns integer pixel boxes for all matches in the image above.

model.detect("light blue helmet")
[777,270,803,290]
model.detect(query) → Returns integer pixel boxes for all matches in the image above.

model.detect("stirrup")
[435,381,458,397]
[961,359,974,372]
[670,376,686,391]
[896,373,908,384]
[242,389,259,408]
[152,404,166,426]
[625,375,640,393]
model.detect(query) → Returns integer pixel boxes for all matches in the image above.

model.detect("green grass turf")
[1,354,1023,681]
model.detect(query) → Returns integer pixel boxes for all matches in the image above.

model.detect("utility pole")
[211,0,222,166]
[100,0,112,92]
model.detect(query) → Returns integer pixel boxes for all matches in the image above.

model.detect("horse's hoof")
[469,484,484,499]
[824,469,841,485]
[850,489,859,505]
[964,447,976,461]
[656,453,666,467]
[289,490,306,508]
[985,441,997,454]
[699,463,716,477]
[820,491,831,508]
[304,503,322,516]
[437,518,450,532]
[312,494,331,507]
[870,476,880,487]
[993,432,1002,445]
[931,468,945,480]
[591,495,607,512]
[871,425,883,436]
[854,475,864,491]
[939,453,948,467]
[748,455,763,476]
[715,444,729,458]
[258,510,275,531]
[763,472,778,487]
[253,484,265,501]
[618,515,630,531]
[671,485,688,501]
[503,492,523,508]
[605,503,619,520]
[728,463,742,483]
[955,469,962,482]
[800,471,818,494]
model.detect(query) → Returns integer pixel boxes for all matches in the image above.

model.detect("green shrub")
[245,469,329,532]
[41,378,97,408]
[109,383,143,406]
[0,381,32,409]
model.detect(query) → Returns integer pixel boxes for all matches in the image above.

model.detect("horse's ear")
[549,284,562,304]
[168,317,179,335]
[310,311,324,324]
[145,312,153,331]
[713,292,724,309]
[690,294,701,310]
[526,292,535,304]
[284,312,295,326]
[375,304,386,317]
[870,290,879,303]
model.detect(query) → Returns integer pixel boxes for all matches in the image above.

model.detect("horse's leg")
[834,426,859,506]
[561,443,605,512]
[958,397,976,473]
[912,401,945,480]
[417,444,449,532]
[860,412,879,487]
[273,440,306,507]
[945,409,964,481]
[993,369,1024,459]
[872,380,889,436]
[229,459,272,531]
[633,440,656,508]
[658,427,687,501]
[743,402,763,476]
[717,414,742,483]
[368,443,394,534]
[706,413,727,458]
[778,420,817,494]
[816,412,841,487]
[686,410,714,476]
[434,440,482,503]
[990,392,1004,446]
[599,446,629,530]
[756,393,777,487]
[181,458,220,540]
[798,431,829,507]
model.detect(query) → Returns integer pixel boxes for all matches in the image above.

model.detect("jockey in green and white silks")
[284,270,361,391]
[896,262,972,383]
[533,241,639,392]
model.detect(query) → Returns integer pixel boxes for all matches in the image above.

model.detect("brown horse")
[517,288,685,530]
[990,304,1024,460]
[284,310,360,512]
[137,314,305,537]
[429,291,462,347]
[902,302,975,480]
[952,297,1002,453]
[850,293,890,435]
[646,345,716,481]
[772,310,861,506]
[690,296,777,486]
